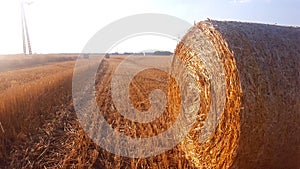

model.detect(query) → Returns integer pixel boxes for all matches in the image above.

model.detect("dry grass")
[0,60,76,166]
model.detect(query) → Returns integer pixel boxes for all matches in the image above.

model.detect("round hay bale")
[171,20,300,168]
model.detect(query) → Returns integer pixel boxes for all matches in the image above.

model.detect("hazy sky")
[0,0,299,54]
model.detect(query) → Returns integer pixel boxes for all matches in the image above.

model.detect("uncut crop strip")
[0,62,75,165]
[0,61,76,94]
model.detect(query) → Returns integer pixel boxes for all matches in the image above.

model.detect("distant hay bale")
[171,20,300,168]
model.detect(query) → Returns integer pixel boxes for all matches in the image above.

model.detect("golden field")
[0,55,195,168]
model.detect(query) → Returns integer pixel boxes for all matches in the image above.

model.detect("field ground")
[0,54,78,72]
[0,55,195,168]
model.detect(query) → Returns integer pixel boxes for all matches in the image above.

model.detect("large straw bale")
[171,20,300,169]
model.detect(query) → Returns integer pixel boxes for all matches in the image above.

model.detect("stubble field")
[0,55,195,168]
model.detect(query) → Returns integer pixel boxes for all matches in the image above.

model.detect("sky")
[0,0,299,54]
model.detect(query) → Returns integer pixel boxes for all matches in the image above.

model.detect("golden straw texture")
[172,20,300,169]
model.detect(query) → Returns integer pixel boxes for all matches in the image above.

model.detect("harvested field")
[0,55,196,168]
[0,20,299,169]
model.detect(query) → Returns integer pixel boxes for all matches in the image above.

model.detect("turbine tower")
[20,0,33,55]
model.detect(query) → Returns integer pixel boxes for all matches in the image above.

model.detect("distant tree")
[83,53,89,59]
[153,51,173,55]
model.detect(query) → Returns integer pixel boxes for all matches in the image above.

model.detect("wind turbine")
[20,0,33,55]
